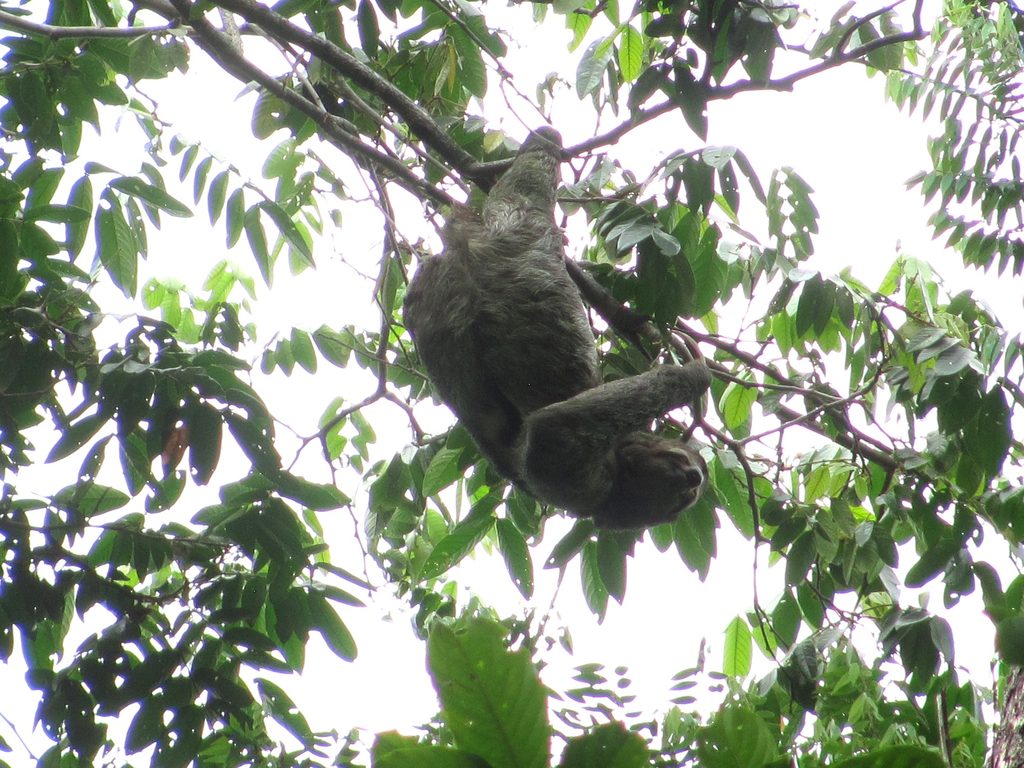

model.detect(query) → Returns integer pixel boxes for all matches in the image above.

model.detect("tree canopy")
[1,0,1023,766]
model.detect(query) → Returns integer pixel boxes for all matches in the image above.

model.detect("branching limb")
[167,0,455,208]
[562,259,900,473]
[206,0,480,175]
[0,7,175,38]
[573,0,927,156]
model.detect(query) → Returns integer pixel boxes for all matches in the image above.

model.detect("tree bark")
[990,667,1024,768]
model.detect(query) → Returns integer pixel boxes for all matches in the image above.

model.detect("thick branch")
[207,0,481,177]
[168,0,454,208]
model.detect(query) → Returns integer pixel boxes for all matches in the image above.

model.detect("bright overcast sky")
[4,0,1021,759]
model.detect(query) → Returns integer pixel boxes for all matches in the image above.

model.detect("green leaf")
[420,511,495,580]
[259,201,314,269]
[595,534,626,602]
[290,329,317,373]
[312,326,354,367]
[969,387,1011,477]
[109,176,192,217]
[697,706,777,767]
[577,38,614,98]
[450,26,487,98]
[53,483,130,516]
[905,539,959,588]
[244,205,272,284]
[561,722,647,767]
[257,678,317,743]
[804,464,830,501]
[357,0,380,57]
[617,25,644,82]
[187,403,222,486]
[931,344,976,376]
[422,447,464,496]
[95,199,138,297]
[674,494,717,577]
[192,156,212,204]
[722,617,752,677]
[375,744,487,768]
[226,187,245,247]
[308,591,357,661]
[47,414,108,463]
[275,472,350,511]
[208,171,229,224]
[720,381,757,430]
[785,532,816,584]
[427,618,549,768]
[831,745,944,768]
[66,176,94,257]
[796,275,834,337]
[24,203,89,223]
[581,541,610,617]
[496,519,533,598]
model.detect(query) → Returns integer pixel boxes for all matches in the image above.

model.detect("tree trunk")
[990,667,1024,768]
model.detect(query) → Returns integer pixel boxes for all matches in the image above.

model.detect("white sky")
[3,0,1023,762]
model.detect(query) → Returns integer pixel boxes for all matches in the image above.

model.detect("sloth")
[404,127,711,529]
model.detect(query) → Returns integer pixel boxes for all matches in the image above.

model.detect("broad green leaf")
[96,199,138,296]
[905,539,960,588]
[831,745,944,768]
[207,170,229,224]
[785,532,816,584]
[576,38,614,98]
[290,329,317,373]
[422,447,464,496]
[722,617,752,677]
[244,205,272,284]
[561,722,647,767]
[427,618,549,768]
[617,25,644,82]
[720,381,757,430]
[674,495,717,577]
[450,26,487,98]
[275,472,350,511]
[595,534,626,603]
[308,592,357,661]
[257,678,317,743]
[357,0,380,57]
[192,156,212,204]
[496,519,533,598]
[24,204,89,223]
[376,745,486,768]
[187,403,222,486]
[581,541,610,617]
[697,706,777,768]
[109,176,192,217]
[226,187,245,247]
[420,511,495,580]
[313,326,354,367]
[259,201,314,269]
[47,414,108,463]
[53,483,130,516]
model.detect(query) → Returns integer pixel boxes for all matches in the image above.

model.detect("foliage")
[0,0,1022,766]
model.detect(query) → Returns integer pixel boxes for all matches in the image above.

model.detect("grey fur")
[404,128,711,529]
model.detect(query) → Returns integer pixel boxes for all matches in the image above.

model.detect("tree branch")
[167,0,455,208]
[573,0,927,157]
[0,8,175,38]
[206,0,482,177]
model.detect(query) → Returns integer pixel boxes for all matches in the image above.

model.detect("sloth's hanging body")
[404,127,711,529]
